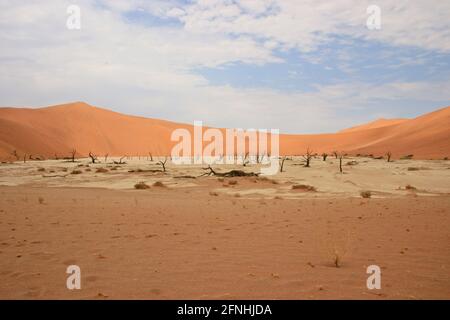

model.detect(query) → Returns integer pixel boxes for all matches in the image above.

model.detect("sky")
[0,0,449,133]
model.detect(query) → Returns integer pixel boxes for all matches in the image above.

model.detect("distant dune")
[0,102,449,160]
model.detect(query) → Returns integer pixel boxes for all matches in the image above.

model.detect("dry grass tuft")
[153,181,165,187]
[292,184,316,192]
[360,190,372,198]
[333,251,341,268]
[134,182,150,190]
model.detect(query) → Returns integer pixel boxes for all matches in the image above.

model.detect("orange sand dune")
[0,102,449,160]
[339,118,408,133]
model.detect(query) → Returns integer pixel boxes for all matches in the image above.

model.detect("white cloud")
[0,0,449,134]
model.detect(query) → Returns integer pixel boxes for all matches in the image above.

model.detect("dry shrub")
[71,170,82,175]
[38,197,45,204]
[407,167,420,171]
[85,168,91,172]
[153,181,165,187]
[96,168,108,173]
[360,190,371,198]
[228,180,238,185]
[405,184,416,190]
[257,176,278,184]
[401,154,414,160]
[209,191,219,196]
[234,193,241,198]
[37,168,45,172]
[292,184,317,192]
[134,182,150,189]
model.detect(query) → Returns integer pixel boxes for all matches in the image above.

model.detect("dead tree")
[302,148,313,167]
[11,150,19,161]
[23,154,27,163]
[243,152,250,166]
[88,152,98,164]
[54,153,59,160]
[200,165,258,177]
[386,151,392,162]
[279,156,287,172]
[70,149,77,162]
[104,154,109,163]
[339,155,343,173]
[158,157,168,172]
[333,151,338,159]
[148,152,153,161]
[113,156,127,165]
[322,153,328,161]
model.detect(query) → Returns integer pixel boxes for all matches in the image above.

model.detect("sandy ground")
[0,157,449,299]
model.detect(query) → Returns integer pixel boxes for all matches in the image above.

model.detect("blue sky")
[0,0,449,133]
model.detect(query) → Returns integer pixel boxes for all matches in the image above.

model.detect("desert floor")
[0,157,449,299]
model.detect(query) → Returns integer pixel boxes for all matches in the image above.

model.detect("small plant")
[134,182,150,189]
[360,190,371,198]
[153,181,165,187]
[333,251,341,268]
[71,170,82,175]
[292,184,316,192]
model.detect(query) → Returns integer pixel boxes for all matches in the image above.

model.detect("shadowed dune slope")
[0,102,449,160]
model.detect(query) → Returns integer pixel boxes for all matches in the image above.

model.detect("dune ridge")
[0,102,449,160]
